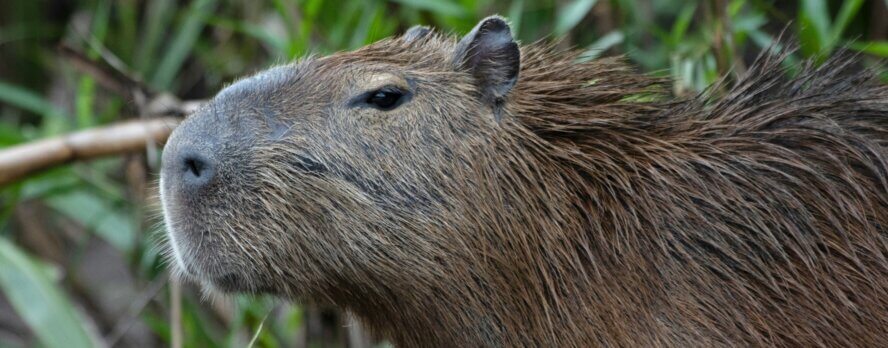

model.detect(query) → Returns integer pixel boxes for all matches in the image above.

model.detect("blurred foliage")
[0,0,885,347]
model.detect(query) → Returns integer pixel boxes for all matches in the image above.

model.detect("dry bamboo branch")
[0,117,181,186]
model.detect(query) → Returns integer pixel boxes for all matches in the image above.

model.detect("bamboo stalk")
[0,117,181,186]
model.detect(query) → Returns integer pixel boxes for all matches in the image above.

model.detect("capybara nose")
[178,151,214,191]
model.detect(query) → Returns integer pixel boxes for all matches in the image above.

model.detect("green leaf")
[208,17,287,56]
[349,2,378,49]
[151,0,219,90]
[798,0,830,56]
[142,311,172,342]
[507,0,525,38]
[727,0,745,17]
[115,0,138,62]
[850,41,888,57]
[75,77,96,128]
[18,170,80,200]
[86,0,112,59]
[389,0,467,17]
[0,238,95,348]
[135,0,175,74]
[829,0,864,49]
[732,14,766,32]
[46,190,136,252]
[0,123,25,146]
[328,3,360,49]
[798,16,822,57]
[271,0,299,54]
[0,80,65,119]
[579,31,624,61]
[555,0,598,35]
[670,3,697,46]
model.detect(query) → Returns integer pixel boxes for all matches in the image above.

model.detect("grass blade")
[507,0,525,38]
[0,80,64,119]
[151,0,219,90]
[850,41,888,57]
[271,0,298,52]
[670,3,697,45]
[135,0,175,75]
[555,0,598,35]
[579,31,624,61]
[208,17,287,57]
[829,0,864,49]
[46,190,136,252]
[0,238,95,348]
[798,0,830,56]
[389,0,467,18]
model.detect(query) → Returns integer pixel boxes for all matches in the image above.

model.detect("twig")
[53,45,204,172]
[57,43,153,101]
[171,278,183,348]
[70,19,144,94]
[0,117,181,187]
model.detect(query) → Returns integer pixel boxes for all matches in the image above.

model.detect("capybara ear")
[453,16,520,105]
[402,25,432,43]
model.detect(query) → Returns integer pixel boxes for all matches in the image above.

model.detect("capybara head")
[161,17,524,297]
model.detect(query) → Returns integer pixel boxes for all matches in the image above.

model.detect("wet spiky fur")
[160,27,888,347]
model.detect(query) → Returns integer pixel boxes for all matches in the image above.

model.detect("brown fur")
[160,20,888,347]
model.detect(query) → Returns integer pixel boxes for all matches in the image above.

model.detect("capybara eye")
[365,87,405,110]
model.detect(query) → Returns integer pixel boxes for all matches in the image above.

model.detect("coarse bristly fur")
[158,16,888,347]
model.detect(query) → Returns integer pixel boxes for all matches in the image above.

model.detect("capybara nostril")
[179,152,214,190]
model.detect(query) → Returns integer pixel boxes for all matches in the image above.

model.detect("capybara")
[160,16,888,346]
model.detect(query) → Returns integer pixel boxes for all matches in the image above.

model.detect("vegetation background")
[0,0,885,347]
